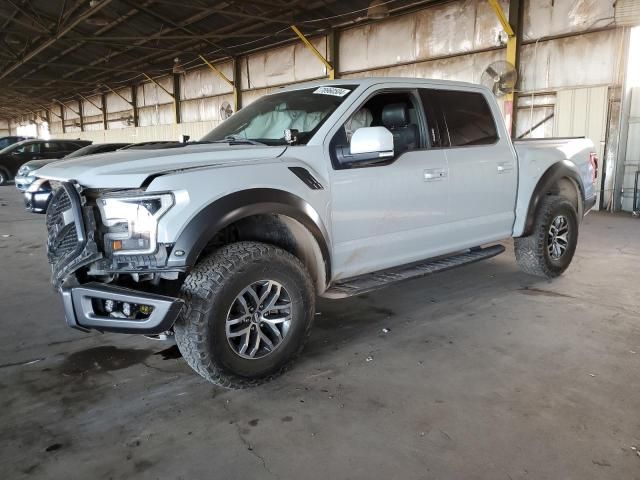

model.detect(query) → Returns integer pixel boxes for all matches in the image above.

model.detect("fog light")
[104,299,115,313]
[122,302,132,317]
[139,304,154,315]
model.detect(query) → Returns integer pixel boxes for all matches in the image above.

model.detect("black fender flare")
[523,160,585,236]
[166,188,331,281]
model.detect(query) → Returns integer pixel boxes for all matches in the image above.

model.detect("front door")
[328,89,450,280]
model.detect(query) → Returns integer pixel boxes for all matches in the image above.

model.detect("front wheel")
[174,242,315,388]
[514,195,579,278]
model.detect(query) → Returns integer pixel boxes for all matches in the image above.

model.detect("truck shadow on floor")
[303,262,545,360]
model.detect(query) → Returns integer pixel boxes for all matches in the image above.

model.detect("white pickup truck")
[33,78,598,387]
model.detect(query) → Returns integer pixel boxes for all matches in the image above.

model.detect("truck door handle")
[497,162,514,173]
[424,168,447,181]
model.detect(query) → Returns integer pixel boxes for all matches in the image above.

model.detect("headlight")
[98,192,174,256]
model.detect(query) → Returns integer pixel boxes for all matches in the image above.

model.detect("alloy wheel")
[225,280,292,359]
[547,215,570,260]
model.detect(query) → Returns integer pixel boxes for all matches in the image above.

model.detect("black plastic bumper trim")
[584,194,597,214]
[61,282,184,334]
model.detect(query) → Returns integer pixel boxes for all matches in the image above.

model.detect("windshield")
[202,85,356,146]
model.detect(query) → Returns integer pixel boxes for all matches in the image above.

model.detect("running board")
[323,244,505,299]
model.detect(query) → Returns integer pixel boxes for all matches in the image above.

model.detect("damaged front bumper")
[46,181,184,334]
[60,281,183,334]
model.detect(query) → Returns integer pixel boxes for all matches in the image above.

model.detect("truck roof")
[278,76,489,93]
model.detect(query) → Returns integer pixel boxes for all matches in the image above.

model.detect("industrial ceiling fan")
[481,60,518,97]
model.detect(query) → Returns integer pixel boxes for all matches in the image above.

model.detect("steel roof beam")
[0,0,115,81]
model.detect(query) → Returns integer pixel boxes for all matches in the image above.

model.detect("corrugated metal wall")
[553,86,609,208]
[0,119,9,136]
[621,87,640,212]
[10,0,629,156]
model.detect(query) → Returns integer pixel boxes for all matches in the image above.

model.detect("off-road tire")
[514,195,579,278]
[174,241,315,388]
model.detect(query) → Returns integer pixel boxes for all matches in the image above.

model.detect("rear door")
[421,88,517,248]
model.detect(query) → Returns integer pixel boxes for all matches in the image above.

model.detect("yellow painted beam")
[291,25,334,79]
[143,73,180,124]
[487,0,518,136]
[199,54,239,112]
[37,103,62,121]
[199,54,233,86]
[487,0,514,37]
[77,93,102,112]
[143,73,174,98]
[102,84,134,107]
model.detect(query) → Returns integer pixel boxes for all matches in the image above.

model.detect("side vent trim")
[288,167,324,190]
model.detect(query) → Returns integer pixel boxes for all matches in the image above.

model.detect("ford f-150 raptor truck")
[33,78,598,388]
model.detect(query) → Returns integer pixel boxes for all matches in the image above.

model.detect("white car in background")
[15,142,131,192]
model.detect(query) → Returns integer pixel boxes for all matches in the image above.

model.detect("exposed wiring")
[300,0,401,23]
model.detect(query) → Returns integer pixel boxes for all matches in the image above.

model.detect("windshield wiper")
[215,136,266,146]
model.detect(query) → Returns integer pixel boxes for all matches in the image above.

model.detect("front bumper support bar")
[61,282,184,334]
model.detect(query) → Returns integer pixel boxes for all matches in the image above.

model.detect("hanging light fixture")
[367,0,390,20]
[86,0,110,26]
[172,57,186,75]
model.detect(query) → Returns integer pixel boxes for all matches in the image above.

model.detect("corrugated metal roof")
[0,0,439,118]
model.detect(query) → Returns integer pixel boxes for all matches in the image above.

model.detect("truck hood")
[35,143,288,188]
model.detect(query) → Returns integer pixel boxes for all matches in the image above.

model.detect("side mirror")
[350,127,394,157]
[335,126,394,167]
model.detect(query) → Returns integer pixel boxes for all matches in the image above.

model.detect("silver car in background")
[15,142,131,192]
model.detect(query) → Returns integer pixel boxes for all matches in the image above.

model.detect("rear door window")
[15,142,40,153]
[421,89,498,147]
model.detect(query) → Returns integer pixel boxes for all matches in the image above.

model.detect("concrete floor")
[1,185,639,480]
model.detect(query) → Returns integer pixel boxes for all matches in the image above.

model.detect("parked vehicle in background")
[0,138,91,186]
[15,142,130,192]
[0,136,32,150]
[33,78,598,388]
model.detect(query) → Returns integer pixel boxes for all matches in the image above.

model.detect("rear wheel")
[514,195,579,278]
[174,242,315,388]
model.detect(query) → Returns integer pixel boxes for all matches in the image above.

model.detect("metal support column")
[60,103,65,133]
[508,0,523,136]
[233,57,242,111]
[130,85,139,127]
[77,99,84,132]
[328,29,339,79]
[101,94,108,130]
[173,73,181,124]
[487,0,522,137]
[291,25,334,80]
